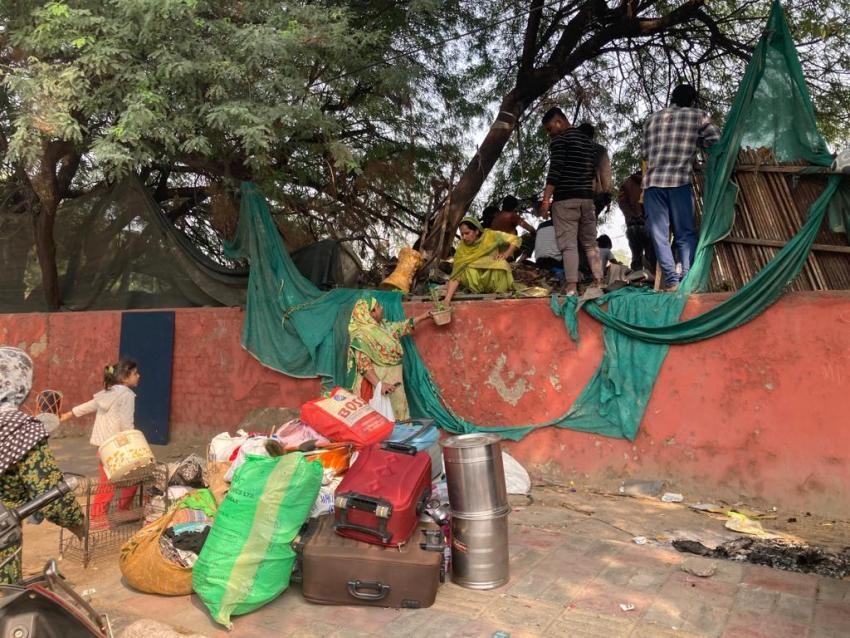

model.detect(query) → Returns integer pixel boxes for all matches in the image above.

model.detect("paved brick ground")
[36,501,844,638]
[21,438,850,638]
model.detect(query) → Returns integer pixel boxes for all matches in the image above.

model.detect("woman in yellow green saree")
[347,298,430,420]
[444,216,521,305]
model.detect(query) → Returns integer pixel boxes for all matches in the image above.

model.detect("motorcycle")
[0,477,112,638]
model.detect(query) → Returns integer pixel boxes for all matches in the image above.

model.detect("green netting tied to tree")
[226,1,847,442]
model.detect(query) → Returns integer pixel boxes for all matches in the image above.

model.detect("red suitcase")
[333,442,431,546]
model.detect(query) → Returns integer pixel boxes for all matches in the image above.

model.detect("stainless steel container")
[450,511,510,589]
[440,433,510,589]
[440,433,508,516]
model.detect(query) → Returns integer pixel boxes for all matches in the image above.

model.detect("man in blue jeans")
[641,84,721,291]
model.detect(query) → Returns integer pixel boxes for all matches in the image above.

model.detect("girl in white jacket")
[61,360,141,520]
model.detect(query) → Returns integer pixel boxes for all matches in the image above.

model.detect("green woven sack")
[192,452,322,627]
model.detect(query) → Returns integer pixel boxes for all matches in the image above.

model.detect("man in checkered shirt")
[641,84,721,290]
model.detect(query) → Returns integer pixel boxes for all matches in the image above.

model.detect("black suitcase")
[296,515,444,608]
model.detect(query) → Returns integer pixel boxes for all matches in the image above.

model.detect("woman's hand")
[382,382,399,395]
[495,251,510,261]
[60,411,73,423]
[444,279,460,306]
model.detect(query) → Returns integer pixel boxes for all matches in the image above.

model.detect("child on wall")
[61,359,141,521]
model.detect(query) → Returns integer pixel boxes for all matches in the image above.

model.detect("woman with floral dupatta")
[347,298,430,420]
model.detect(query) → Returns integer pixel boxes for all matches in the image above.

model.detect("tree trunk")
[419,95,519,269]
[28,144,66,311]
[209,183,239,241]
[25,141,81,311]
[33,202,60,311]
[419,82,546,270]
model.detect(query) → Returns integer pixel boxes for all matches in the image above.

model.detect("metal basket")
[58,465,163,567]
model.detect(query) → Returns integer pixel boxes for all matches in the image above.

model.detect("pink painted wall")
[1,292,848,516]
[412,293,850,517]
[0,309,320,440]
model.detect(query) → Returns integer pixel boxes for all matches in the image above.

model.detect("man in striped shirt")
[641,84,721,290]
[539,107,604,296]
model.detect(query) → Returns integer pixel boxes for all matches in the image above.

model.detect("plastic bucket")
[98,430,155,482]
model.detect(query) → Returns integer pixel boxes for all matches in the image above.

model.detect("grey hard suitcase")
[387,419,444,478]
[296,515,444,608]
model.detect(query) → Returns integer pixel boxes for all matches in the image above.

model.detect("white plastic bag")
[208,430,248,463]
[166,485,192,502]
[309,469,342,518]
[368,383,395,422]
[224,437,272,482]
[274,419,329,449]
[502,451,531,495]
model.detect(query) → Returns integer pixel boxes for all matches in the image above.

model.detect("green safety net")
[226,184,537,440]
[226,1,847,442]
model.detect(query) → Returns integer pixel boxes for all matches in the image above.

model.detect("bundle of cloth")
[157,491,215,568]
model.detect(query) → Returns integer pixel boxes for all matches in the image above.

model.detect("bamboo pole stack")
[692,148,850,292]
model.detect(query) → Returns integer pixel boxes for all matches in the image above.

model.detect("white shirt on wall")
[534,220,561,261]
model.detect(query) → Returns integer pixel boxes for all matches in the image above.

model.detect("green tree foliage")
[1,0,848,306]
[0,0,479,305]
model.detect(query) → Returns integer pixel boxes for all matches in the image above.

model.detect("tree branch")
[561,0,708,87]
[520,0,546,73]
[693,8,754,61]
[55,151,81,197]
[632,0,706,37]
[180,154,251,180]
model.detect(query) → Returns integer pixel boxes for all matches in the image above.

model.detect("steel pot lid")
[439,433,502,448]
